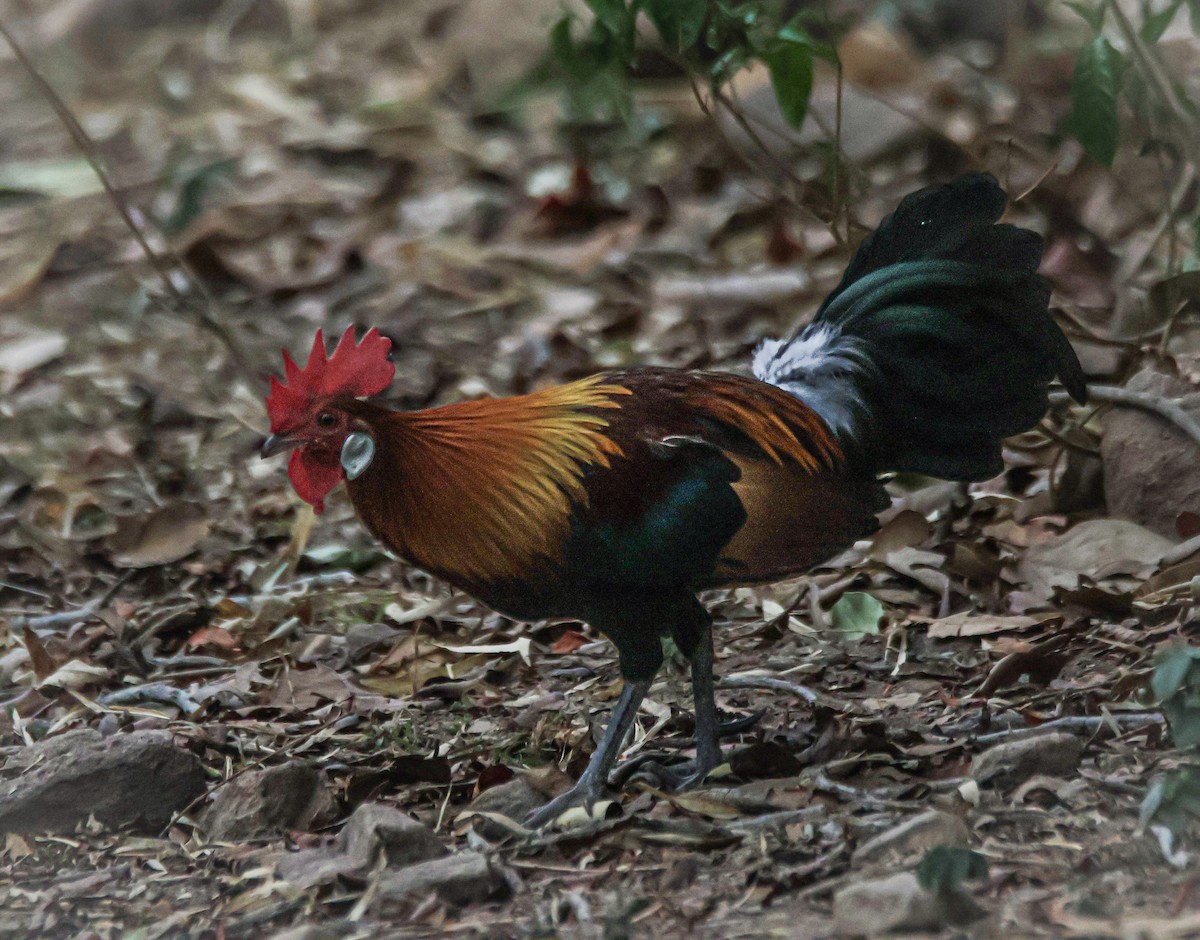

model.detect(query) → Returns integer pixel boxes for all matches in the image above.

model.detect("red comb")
[266,327,394,432]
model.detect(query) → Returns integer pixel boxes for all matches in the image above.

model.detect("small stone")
[971,733,1084,789]
[374,852,507,911]
[202,762,333,840]
[275,846,362,888]
[459,779,547,839]
[339,802,447,868]
[0,730,205,835]
[1101,368,1200,538]
[852,810,971,864]
[275,802,448,888]
[833,872,942,935]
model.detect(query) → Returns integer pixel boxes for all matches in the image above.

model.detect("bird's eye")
[316,412,337,428]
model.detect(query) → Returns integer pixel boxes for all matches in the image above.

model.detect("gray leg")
[526,678,651,828]
[687,618,721,780]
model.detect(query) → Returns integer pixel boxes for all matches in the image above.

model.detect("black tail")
[752,173,1087,481]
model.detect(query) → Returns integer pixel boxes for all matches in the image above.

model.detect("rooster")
[262,174,1086,825]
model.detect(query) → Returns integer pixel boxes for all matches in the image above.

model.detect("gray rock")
[460,779,547,839]
[1101,368,1200,538]
[275,802,448,888]
[852,810,971,864]
[3,728,102,773]
[202,763,333,841]
[275,846,363,889]
[340,802,447,868]
[833,872,942,935]
[374,852,508,911]
[971,733,1084,789]
[0,730,206,835]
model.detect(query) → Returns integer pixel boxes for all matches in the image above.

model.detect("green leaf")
[584,0,637,62]
[1141,769,1200,834]
[550,16,581,76]
[1065,1,1107,31]
[763,38,814,129]
[830,592,884,641]
[917,846,989,895]
[1063,37,1127,166]
[644,0,706,52]
[1141,0,1185,42]
[1164,699,1200,748]
[1190,0,1200,32]
[1152,645,1198,700]
[584,0,629,36]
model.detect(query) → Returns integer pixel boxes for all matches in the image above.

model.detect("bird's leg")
[526,677,651,828]
[624,609,724,792]
[686,616,722,783]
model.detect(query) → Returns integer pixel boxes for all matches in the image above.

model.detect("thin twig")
[685,73,801,213]
[1105,0,1200,171]
[1050,385,1200,453]
[725,805,828,832]
[0,18,255,382]
[972,713,1163,746]
[718,674,868,715]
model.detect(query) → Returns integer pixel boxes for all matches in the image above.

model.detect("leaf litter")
[0,1,1198,938]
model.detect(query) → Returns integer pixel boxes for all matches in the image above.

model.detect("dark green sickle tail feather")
[753,173,1087,481]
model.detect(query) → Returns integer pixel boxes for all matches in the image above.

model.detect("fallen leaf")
[830,592,884,641]
[0,157,102,198]
[868,509,933,561]
[0,226,64,307]
[550,629,588,654]
[38,659,108,691]
[21,627,56,681]
[926,612,1058,639]
[1017,519,1175,597]
[0,331,68,392]
[107,503,210,568]
[187,625,239,651]
[435,637,532,666]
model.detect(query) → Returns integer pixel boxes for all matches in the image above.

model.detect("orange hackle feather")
[349,375,632,585]
[348,367,846,592]
[679,372,841,471]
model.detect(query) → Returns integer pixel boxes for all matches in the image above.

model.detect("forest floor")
[1,1,1199,937]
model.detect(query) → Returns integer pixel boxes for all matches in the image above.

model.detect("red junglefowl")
[262,173,1087,826]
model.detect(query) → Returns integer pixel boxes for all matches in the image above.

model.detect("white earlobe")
[341,432,376,480]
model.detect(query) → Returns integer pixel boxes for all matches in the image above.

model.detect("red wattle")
[287,448,343,514]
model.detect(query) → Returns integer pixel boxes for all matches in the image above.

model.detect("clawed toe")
[525,780,607,829]
[624,755,718,792]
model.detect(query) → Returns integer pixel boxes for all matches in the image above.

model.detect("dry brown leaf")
[38,658,108,691]
[21,627,56,680]
[107,503,210,568]
[1017,519,1175,597]
[926,612,1058,639]
[868,509,932,561]
[0,227,64,308]
[550,629,589,654]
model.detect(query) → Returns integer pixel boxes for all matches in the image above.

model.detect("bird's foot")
[618,750,722,793]
[718,709,765,737]
[525,776,608,829]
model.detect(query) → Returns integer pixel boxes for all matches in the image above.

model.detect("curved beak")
[261,433,302,459]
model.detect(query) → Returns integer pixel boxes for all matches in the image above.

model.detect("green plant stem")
[1103,0,1200,170]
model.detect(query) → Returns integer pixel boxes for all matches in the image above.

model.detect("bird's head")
[262,326,394,513]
